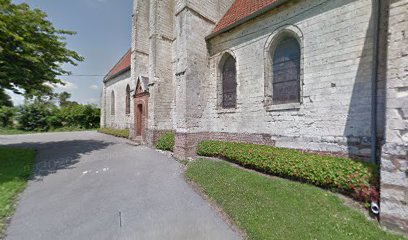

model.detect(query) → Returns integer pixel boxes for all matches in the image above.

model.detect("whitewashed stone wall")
[380,0,408,234]
[101,71,135,130]
[146,0,175,137]
[173,0,234,132]
[200,0,380,158]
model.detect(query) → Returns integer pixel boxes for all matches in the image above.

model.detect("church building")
[101,0,408,234]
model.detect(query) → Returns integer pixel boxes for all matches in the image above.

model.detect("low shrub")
[156,132,175,152]
[197,140,379,203]
[98,128,129,138]
[0,106,15,128]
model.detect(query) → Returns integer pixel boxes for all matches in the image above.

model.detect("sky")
[8,0,133,106]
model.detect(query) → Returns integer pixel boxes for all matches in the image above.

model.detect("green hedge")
[197,140,379,202]
[98,128,129,138]
[156,132,175,152]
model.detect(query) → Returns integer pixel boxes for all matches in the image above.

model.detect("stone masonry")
[101,70,135,132]
[380,0,408,235]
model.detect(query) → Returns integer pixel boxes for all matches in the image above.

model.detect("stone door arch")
[134,76,149,141]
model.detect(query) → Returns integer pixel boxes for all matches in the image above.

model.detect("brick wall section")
[174,132,276,159]
[380,0,408,235]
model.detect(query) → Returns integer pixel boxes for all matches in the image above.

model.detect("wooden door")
[136,104,143,136]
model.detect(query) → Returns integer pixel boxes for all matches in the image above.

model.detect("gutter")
[206,0,291,40]
[103,66,131,83]
[371,0,381,164]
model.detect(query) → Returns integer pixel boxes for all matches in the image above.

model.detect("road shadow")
[3,140,114,180]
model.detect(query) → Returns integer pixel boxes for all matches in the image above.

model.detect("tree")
[0,0,83,97]
[0,89,13,107]
[56,91,78,107]
[0,106,15,127]
[58,91,71,106]
[16,101,52,131]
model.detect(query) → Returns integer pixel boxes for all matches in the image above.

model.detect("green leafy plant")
[0,106,15,128]
[155,132,175,152]
[16,102,53,131]
[196,140,379,203]
[98,128,129,138]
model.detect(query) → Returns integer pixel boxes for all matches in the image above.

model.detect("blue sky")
[9,0,133,106]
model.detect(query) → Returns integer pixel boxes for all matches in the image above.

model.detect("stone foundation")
[174,132,275,159]
[173,131,373,160]
[380,144,408,235]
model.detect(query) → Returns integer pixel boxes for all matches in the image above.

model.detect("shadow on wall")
[4,140,114,180]
[204,0,381,157]
[343,1,387,161]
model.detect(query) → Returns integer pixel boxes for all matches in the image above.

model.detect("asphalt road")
[1,131,240,240]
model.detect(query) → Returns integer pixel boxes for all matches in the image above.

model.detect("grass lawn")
[98,128,130,138]
[0,127,96,135]
[186,159,406,240]
[0,147,35,237]
[0,128,32,135]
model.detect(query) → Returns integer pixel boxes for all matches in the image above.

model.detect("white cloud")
[45,80,78,91]
[57,81,78,90]
[89,84,99,90]
[5,90,24,106]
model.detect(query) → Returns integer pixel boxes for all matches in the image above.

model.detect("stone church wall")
[102,71,135,131]
[145,0,176,144]
[380,0,408,234]
[176,0,382,159]
[172,0,234,158]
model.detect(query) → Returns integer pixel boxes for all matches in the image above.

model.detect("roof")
[210,0,288,38]
[104,49,131,82]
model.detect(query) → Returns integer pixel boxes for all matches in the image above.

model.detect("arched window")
[272,36,301,104]
[221,54,237,108]
[125,85,131,114]
[111,91,115,115]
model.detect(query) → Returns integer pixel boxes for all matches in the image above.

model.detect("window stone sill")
[265,102,301,111]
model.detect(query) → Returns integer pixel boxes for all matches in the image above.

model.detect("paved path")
[1,132,239,240]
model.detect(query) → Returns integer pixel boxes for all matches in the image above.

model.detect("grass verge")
[186,159,405,240]
[97,128,129,138]
[0,147,35,238]
[197,140,378,203]
[0,127,96,135]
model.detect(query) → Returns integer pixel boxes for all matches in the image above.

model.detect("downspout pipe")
[371,0,381,164]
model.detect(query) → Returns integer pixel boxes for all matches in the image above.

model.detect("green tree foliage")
[0,106,15,127]
[0,0,83,97]
[57,104,100,129]
[57,91,71,107]
[15,98,100,131]
[0,89,13,107]
[16,101,53,131]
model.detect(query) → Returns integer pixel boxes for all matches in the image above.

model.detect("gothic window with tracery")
[111,91,115,115]
[221,54,237,108]
[272,36,301,104]
[125,85,131,114]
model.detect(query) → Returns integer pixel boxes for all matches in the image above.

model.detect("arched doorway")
[134,76,149,141]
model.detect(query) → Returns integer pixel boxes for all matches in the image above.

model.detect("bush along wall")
[197,140,379,203]
[155,132,175,152]
[98,128,129,138]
